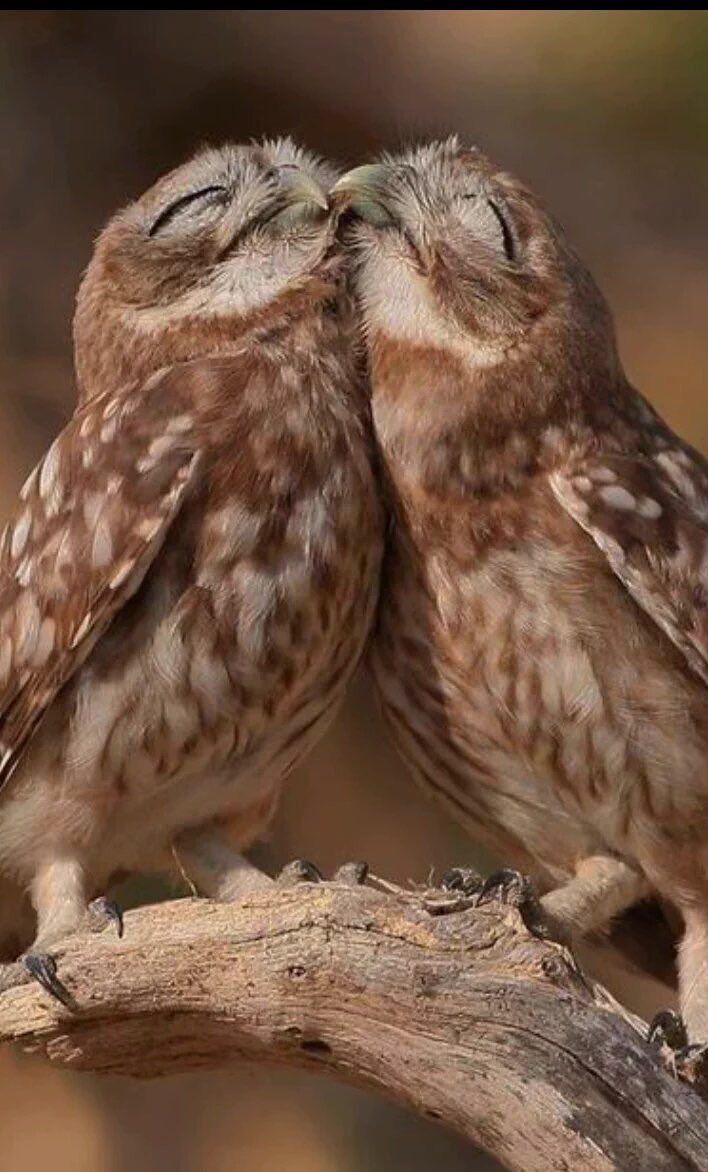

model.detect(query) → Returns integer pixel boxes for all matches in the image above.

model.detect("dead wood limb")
[0,882,706,1172]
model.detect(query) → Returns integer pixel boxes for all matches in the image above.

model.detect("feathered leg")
[540,855,650,939]
[175,826,273,900]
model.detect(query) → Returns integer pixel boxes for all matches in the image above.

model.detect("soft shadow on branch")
[0,882,706,1172]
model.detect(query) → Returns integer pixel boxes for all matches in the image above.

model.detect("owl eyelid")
[486,198,515,262]
[148,185,229,237]
[460,192,515,262]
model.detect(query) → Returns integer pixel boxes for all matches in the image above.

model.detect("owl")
[0,139,383,1005]
[334,141,708,1061]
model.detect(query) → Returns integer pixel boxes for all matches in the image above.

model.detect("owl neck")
[369,329,627,507]
[73,273,344,405]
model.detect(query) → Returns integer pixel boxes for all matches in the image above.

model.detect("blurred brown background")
[0,11,706,1172]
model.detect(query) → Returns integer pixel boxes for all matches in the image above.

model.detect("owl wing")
[0,363,205,791]
[549,431,708,685]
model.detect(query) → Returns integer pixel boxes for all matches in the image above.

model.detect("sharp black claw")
[23,952,75,1010]
[474,867,553,939]
[441,867,483,896]
[333,862,369,886]
[477,868,534,908]
[88,896,124,938]
[648,1009,688,1051]
[279,859,323,885]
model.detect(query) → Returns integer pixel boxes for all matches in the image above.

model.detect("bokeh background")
[1,11,706,1171]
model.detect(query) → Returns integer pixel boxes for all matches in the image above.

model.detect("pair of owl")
[0,137,705,1067]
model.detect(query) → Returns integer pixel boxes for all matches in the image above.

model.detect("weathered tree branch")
[0,881,706,1171]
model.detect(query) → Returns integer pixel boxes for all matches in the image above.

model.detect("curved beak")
[271,168,329,226]
[331,164,396,227]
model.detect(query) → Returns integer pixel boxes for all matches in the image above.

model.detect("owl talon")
[476,868,551,938]
[278,860,323,886]
[86,897,124,938]
[648,1009,688,1052]
[441,867,483,896]
[477,868,534,909]
[23,952,75,1010]
[421,868,483,915]
[333,861,369,886]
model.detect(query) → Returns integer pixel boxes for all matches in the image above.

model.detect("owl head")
[334,138,619,390]
[74,138,338,400]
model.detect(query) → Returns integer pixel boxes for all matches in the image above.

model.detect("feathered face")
[74,138,338,398]
[334,138,614,367]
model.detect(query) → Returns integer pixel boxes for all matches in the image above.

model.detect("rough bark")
[0,881,706,1172]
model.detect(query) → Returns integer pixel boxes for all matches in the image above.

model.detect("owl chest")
[60,465,379,853]
[145,463,379,758]
[376,529,641,839]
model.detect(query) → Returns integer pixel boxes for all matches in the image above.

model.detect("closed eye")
[149,185,229,237]
[461,193,515,262]
[487,198,515,261]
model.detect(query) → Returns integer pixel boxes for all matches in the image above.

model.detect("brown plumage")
[335,141,707,1045]
[0,139,383,989]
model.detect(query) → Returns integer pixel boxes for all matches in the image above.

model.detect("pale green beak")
[271,168,329,226]
[331,164,396,227]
